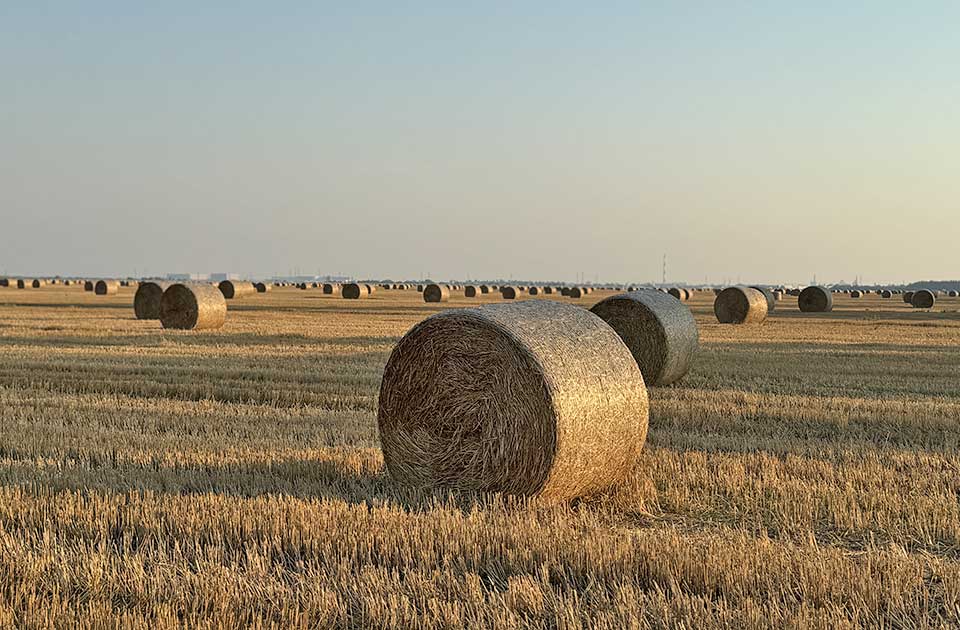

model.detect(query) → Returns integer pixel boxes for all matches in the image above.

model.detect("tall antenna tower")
[662,254,667,285]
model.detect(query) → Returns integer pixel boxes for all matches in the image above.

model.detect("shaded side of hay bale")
[714,287,768,324]
[377,300,648,501]
[0,278,8,288]
[365,284,376,295]
[133,281,170,319]
[424,284,450,303]
[590,290,699,386]
[95,280,120,295]
[417,285,424,292]
[31,279,44,288]
[902,291,914,304]
[667,288,685,301]
[881,290,892,298]
[218,280,255,300]
[464,285,479,298]
[911,289,936,309]
[560,287,570,297]
[83,280,94,291]
[568,287,584,299]
[254,282,271,293]
[850,290,862,298]
[749,286,776,313]
[543,287,553,294]
[949,290,959,298]
[501,286,518,300]
[322,283,338,295]
[342,283,364,299]
[529,286,540,296]
[480,285,490,294]
[798,286,833,313]
[18,279,31,289]
[160,283,226,330]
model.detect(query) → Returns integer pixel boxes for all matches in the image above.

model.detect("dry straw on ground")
[377,300,649,501]
[590,289,699,386]
[159,283,226,330]
[133,281,170,320]
[714,286,768,324]
[423,284,450,303]
[911,289,936,309]
[95,280,119,295]
[342,283,364,299]
[799,286,833,313]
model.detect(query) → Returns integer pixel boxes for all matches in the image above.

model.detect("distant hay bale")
[465,285,479,298]
[254,282,271,293]
[0,278,8,288]
[568,287,584,299]
[17,279,30,289]
[881,290,893,298]
[365,284,376,295]
[749,286,776,313]
[902,292,914,304]
[32,279,45,288]
[342,283,365,299]
[424,284,450,303]
[83,280,94,291]
[529,287,540,296]
[714,287,768,324]
[911,289,936,309]
[218,280,254,300]
[95,280,119,295]
[134,281,170,319]
[591,290,699,386]
[377,300,648,500]
[322,283,338,294]
[480,285,490,294]
[799,286,833,313]
[560,287,570,297]
[501,286,518,300]
[850,290,862,298]
[668,288,685,301]
[949,291,959,298]
[160,283,226,331]
[417,285,424,292]
[543,286,553,295]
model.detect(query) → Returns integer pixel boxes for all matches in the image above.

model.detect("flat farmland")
[1,286,959,628]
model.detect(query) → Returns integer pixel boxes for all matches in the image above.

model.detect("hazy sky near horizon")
[2,3,958,284]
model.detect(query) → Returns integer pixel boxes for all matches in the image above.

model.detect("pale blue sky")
[2,3,958,283]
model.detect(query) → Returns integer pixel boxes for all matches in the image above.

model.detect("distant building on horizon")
[166,273,209,281]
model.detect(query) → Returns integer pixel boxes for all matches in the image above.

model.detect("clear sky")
[2,3,958,284]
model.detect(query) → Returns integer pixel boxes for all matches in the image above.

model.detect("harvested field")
[0,286,959,627]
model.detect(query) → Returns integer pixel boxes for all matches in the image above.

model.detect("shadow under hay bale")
[424,284,450,303]
[590,289,698,386]
[133,281,170,319]
[799,286,833,313]
[160,283,226,330]
[377,300,648,501]
[714,286,768,324]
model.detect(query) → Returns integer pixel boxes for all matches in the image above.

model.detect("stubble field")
[1,285,959,628]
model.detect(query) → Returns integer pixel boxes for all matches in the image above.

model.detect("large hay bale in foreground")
[160,284,226,330]
[342,283,364,299]
[95,280,119,295]
[377,300,648,501]
[590,290,699,386]
[799,286,833,313]
[749,286,776,313]
[133,281,170,319]
[714,287,768,324]
[464,285,479,298]
[218,280,254,300]
[501,286,518,300]
[911,289,936,309]
[424,284,450,303]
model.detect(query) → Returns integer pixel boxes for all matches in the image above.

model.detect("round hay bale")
[749,286,776,313]
[95,280,119,295]
[560,287,570,297]
[529,286,540,296]
[0,278,8,288]
[911,289,936,309]
[83,280,94,291]
[417,285,424,293]
[543,286,553,295]
[902,291,914,304]
[377,300,648,500]
[501,286,518,300]
[32,279,46,288]
[342,283,365,299]
[322,283,338,294]
[590,290,699,386]
[424,284,450,303]
[480,285,490,294]
[160,283,226,330]
[568,287,584,299]
[464,285,479,298]
[17,279,30,289]
[714,287,768,324]
[881,290,892,298]
[218,280,254,300]
[850,290,862,298]
[798,286,833,312]
[365,284,376,295]
[133,281,170,319]
[254,282,271,293]
[949,290,959,298]
[667,287,684,301]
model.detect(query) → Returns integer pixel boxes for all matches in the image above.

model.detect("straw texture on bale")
[423,284,450,303]
[749,286,776,313]
[133,281,170,320]
[365,284,376,295]
[714,287,768,324]
[464,285,479,298]
[254,282,271,293]
[17,279,30,289]
[159,283,226,331]
[322,283,338,295]
[501,286,518,300]
[590,290,699,386]
[218,280,254,300]
[342,283,364,299]
[377,300,649,501]
[911,289,936,309]
[799,286,833,313]
[95,280,120,295]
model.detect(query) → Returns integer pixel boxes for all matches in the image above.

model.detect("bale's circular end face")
[591,290,699,386]
[423,284,450,303]
[342,283,363,299]
[378,300,649,501]
[95,280,119,295]
[911,289,936,309]
[501,286,518,300]
[714,287,768,324]
[134,281,168,320]
[160,284,226,330]
[799,286,833,313]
